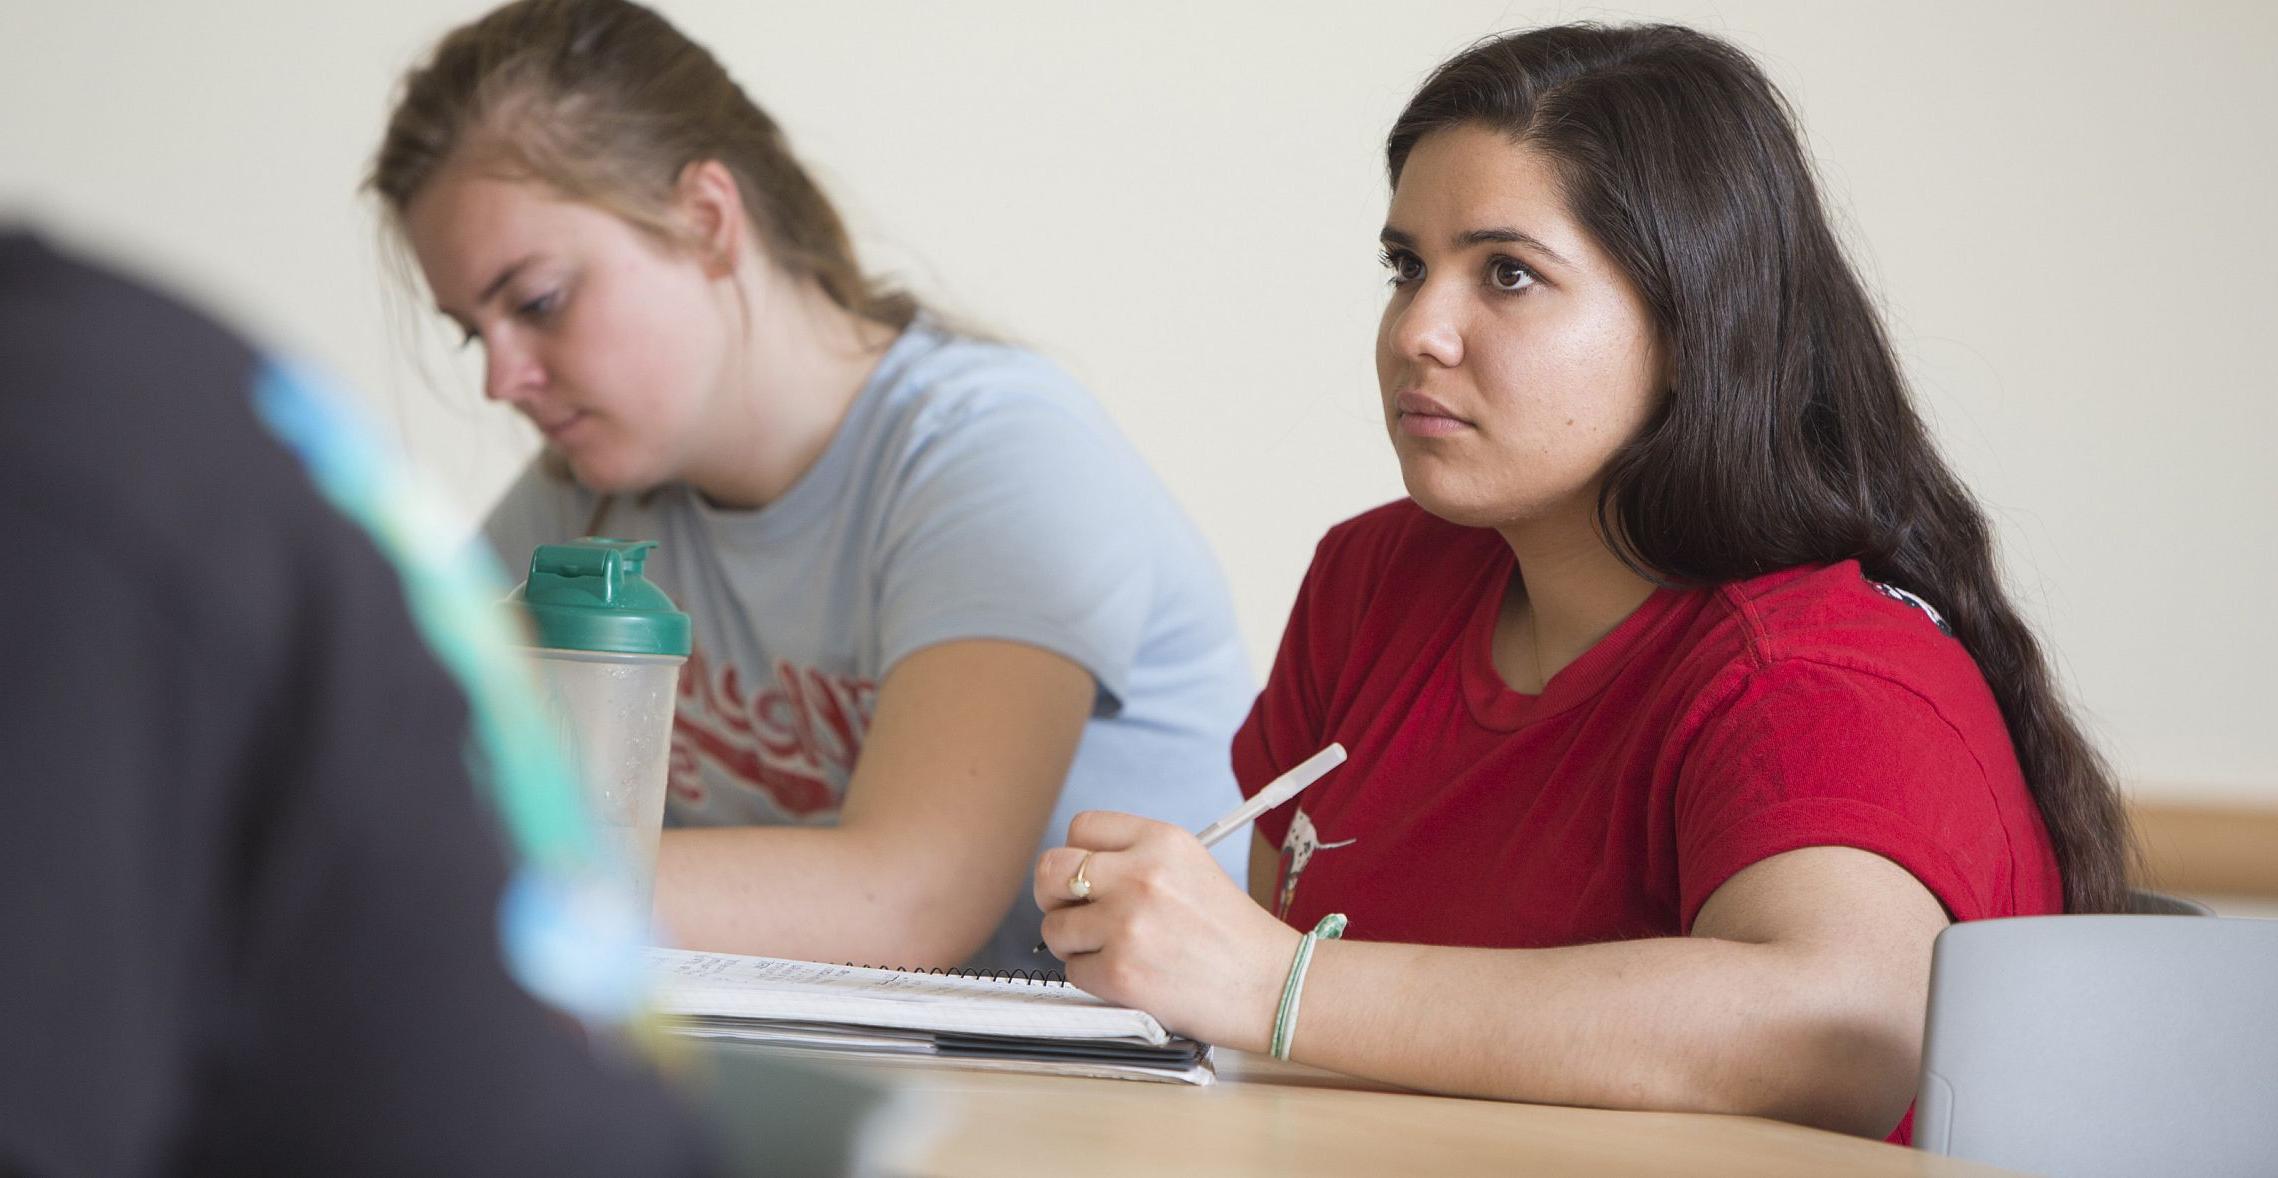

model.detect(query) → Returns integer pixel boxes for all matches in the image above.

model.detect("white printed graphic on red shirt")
[1276,808,1356,921]
[668,644,877,819]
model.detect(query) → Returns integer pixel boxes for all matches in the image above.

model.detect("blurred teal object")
[249,358,648,1028]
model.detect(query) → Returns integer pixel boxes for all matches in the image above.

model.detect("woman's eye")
[1380,249,1424,286]
[1488,257,1537,293]
[518,289,561,321]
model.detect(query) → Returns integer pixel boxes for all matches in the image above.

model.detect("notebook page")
[647,949,1173,1044]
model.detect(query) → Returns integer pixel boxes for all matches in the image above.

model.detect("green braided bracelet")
[1270,913,1349,1060]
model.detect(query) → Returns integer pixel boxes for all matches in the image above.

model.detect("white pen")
[1036,742,1347,954]
[1193,742,1347,848]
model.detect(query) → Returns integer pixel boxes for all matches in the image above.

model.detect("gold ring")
[1068,851,1095,901]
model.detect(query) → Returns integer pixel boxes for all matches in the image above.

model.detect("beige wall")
[5,1,2273,803]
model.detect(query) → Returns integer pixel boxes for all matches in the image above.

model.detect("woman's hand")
[1034,811,1301,1052]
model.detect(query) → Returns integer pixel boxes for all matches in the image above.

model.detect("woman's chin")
[556,447,660,498]
[1399,464,1502,529]
[1401,469,1578,534]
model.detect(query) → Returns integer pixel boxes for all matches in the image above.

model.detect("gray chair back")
[2124,887,2214,916]
[1915,915,2278,1177]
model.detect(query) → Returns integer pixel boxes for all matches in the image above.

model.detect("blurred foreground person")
[0,232,886,1175]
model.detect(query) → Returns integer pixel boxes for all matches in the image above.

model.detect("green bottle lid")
[508,537,691,657]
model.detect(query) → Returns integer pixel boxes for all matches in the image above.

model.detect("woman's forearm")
[654,639,1096,966]
[1267,849,1948,1136]
[1041,829,1942,1138]
[652,824,1013,966]
[1284,934,1920,1137]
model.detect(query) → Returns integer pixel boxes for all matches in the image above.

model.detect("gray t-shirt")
[485,320,1253,970]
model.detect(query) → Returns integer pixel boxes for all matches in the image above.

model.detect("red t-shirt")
[1234,501,2063,1140]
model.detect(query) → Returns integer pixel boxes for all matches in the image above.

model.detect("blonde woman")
[371,0,1250,971]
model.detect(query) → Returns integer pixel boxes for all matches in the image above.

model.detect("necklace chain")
[1508,592,1549,693]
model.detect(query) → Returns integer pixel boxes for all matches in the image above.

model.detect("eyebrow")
[1379,225,1572,269]
[436,254,538,323]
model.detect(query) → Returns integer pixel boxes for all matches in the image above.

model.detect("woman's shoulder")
[1699,560,1999,720]
[869,321,1106,439]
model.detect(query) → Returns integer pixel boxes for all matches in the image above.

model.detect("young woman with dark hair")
[1034,23,2133,1140]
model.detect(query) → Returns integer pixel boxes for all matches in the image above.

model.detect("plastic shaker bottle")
[508,538,691,910]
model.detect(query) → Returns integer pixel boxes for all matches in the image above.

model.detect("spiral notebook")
[646,948,1214,1085]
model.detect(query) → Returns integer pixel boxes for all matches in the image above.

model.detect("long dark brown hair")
[1389,24,2134,913]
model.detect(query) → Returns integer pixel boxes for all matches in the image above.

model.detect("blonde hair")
[367,0,916,330]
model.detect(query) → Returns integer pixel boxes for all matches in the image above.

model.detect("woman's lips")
[536,410,588,441]
[1394,390,1473,437]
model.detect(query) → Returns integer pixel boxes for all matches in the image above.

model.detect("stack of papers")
[647,948,1214,1085]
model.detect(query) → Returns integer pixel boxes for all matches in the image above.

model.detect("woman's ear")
[673,159,749,278]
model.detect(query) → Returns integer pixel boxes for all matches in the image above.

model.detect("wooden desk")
[850,1049,2016,1176]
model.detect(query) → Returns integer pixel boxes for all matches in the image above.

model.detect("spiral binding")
[847,962,1069,986]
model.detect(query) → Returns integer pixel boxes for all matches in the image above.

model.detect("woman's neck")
[680,265,896,511]
[1492,502,1658,690]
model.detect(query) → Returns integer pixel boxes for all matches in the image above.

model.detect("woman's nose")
[481,333,543,404]
[1386,281,1465,369]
